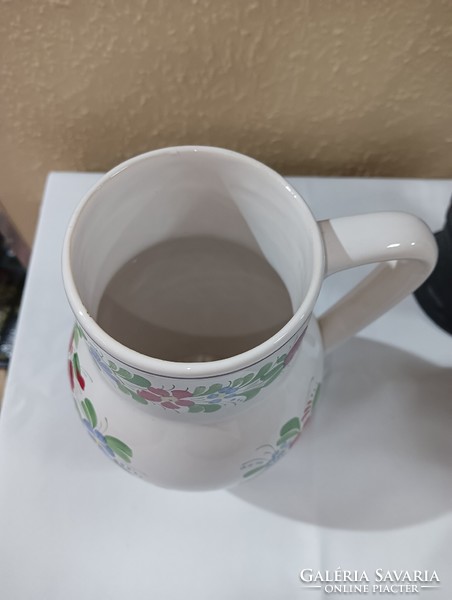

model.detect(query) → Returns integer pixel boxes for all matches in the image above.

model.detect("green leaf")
[248,362,273,384]
[277,354,287,363]
[80,400,90,422]
[262,365,285,387]
[277,431,300,446]
[113,448,132,463]
[202,404,221,413]
[205,383,222,395]
[130,391,148,404]
[241,388,261,402]
[128,374,152,387]
[104,435,133,457]
[115,366,151,387]
[262,364,284,381]
[75,323,86,339]
[188,404,205,413]
[232,377,244,387]
[73,326,79,348]
[116,382,132,395]
[108,360,119,372]
[117,367,133,380]
[73,352,81,375]
[192,386,207,397]
[82,398,97,429]
[257,362,273,379]
[116,382,147,404]
[243,466,266,478]
[186,402,223,413]
[240,373,255,387]
[280,417,301,437]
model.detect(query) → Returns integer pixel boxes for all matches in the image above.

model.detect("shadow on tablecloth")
[230,337,452,530]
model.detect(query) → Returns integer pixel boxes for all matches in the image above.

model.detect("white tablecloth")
[0,173,451,599]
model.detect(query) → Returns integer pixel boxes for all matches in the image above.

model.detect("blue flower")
[88,346,120,385]
[207,386,240,401]
[82,418,115,458]
[220,385,239,395]
[268,447,287,465]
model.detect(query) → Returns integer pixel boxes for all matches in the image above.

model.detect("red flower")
[138,387,194,409]
[68,360,74,391]
[70,353,85,391]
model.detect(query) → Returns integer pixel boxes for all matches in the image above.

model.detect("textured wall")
[1,0,452,244]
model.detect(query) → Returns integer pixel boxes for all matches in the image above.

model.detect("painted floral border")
[240,381,320,479]
[69,322,306,414]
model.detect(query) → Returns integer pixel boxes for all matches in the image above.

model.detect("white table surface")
[1,173,452,599]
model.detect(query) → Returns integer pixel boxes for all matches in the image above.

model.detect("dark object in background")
[0,204,28,368]
[0,233,26,367]
[415,199,452,335]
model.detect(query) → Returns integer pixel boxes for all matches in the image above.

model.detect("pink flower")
[137,387,194,409]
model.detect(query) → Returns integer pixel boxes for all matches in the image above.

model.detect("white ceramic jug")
[63,147,437,490]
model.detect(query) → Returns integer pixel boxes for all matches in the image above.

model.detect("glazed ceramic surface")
[69,319,323,490]
[63,146,437,490]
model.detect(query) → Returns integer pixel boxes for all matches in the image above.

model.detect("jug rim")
[62,146,325,377]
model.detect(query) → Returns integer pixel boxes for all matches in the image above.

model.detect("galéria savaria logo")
[299,569,440,595]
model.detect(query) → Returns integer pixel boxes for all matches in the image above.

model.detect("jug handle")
[318,212,437,353]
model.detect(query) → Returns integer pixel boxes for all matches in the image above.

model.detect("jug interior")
[69,148,319,361]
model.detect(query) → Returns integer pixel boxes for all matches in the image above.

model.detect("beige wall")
[1,0,452,245]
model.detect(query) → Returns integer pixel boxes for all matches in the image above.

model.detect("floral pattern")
[241,417,302,479]
[240,381,321,479]
[68,326,86,391]
[68,323,319,485]
[137,387,195,410]
[69,326,142,477]
[73,323,307,415]
[78,396,134,465]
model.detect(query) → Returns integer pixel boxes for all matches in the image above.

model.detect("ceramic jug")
[63,147,437,490]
